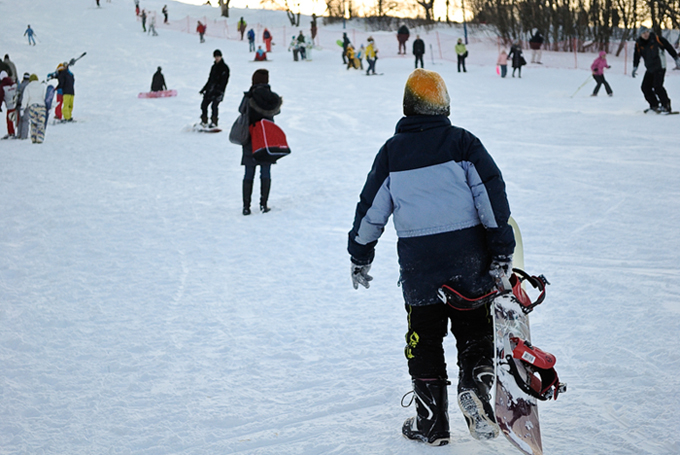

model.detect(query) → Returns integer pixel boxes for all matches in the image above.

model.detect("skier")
[263,28,273,52]
[24,25,37,45]
[247,28,256,52]
[162,5,168,24]
[348,68,514,447]
[590,51,612,97]
[397,24,410,54]
[497,50,508,78]
[0,71,18,139]
[232,69,283,215]
[508,41,525,78]
[455,38,468,72]
[237,17,247,40]
[55,63,75,121]
[21,74,47,143]
[413,35,425,68]
[199,49,229,128]
[197,21,206,43]
[365,37,378,75]
[151,67,166,92]
[632,26,680,113]
[15,72,31,139]
[529,30,544,64]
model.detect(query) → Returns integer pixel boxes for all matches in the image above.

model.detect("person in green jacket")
[455,38,467,73]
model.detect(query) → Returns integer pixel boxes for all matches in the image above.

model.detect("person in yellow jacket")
[346,45,360,69]
[365,37,378,75]
[455,38,468,73]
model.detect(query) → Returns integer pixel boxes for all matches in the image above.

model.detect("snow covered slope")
[1,1,679,454]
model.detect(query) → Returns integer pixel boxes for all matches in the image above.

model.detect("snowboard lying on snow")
[138,90,177,99]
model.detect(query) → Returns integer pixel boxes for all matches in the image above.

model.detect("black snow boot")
[242,180,253,215]
[402,378,450,446]
[457,357,499,440]
[259,178,271,213]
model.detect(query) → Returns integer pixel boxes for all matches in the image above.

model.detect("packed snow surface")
[1,1,680,454]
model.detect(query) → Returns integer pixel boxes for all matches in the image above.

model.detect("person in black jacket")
[633,26,680,113]
[234,69,283,215]
[397,24,410,54]
[199,49,230,127]
[348,68,514,447]
[56,63,75,121]
[413,35,425,68]
[151,67,166,92]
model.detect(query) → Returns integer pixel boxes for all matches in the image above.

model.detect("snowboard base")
[644,108,679,115]
[190,123,222,133]
[138,89,177,98]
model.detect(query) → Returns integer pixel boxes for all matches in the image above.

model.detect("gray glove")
[489,257,512,292]
[632,66,638,78]
[351,261,373,290]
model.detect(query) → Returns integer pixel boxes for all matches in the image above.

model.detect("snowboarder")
[55,63,75,121]
[162,5,168,24]
[247,28,256,52]
[632,26,680,113]
[455,38,468,72]
[199,49,229,128]
[0,71,17,139]
[21,74,47,143]
[24,25,37,45]
[397,24,410,54]
[254,46,267,61]
[263,28,273,52]
[197,21,206,43]
[508,41,525,78]
[529,30,544,64]
[590,51,612,97]
[237,17,247,40]
[497,50,508,78]
[341,32,350,64]
[231,69,283,215]
[413,35,425,68]
[365,37,378,75]
[348,68,514,447]
[151,67,166,92]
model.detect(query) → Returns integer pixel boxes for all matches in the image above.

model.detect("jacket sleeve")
[347,146,392,265]
[633,42,641,67]
[462,133,515,260]
[659,36,679,60]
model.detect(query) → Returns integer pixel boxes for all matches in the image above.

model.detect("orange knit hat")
[403,69,450,116]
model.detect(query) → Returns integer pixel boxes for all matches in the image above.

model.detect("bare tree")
[416,0,435,21]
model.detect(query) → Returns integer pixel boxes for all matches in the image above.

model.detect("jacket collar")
[395,115,451,134]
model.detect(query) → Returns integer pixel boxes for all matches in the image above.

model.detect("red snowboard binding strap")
[506,337,567,401]
[510,268,550,314]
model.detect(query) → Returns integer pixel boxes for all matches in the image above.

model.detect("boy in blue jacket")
[348,69,515,446]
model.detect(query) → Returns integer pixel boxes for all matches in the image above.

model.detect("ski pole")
[570,75,592,98]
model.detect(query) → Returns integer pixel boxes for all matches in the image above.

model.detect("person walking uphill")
[199,49,230,128]
[455,39,467,72]
[151,67,167,92]
[232,69,283,215]
[590,51,612,97]
[633,26,680,113]
[507,41,525,78]
[21,74,47,143]
[413,35,425,69]
[348,68,515,447]
[56,63,75,121]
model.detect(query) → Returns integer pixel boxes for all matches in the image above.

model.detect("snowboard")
[493,217,564,455]
[190,123,222,133]
[644,108,679,115]
[138,89,177,98]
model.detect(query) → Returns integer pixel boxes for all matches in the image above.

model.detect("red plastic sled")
[249,119,291,162]
[138,90,177,99]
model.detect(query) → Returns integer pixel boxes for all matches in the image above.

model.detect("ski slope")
[1,1,680,454]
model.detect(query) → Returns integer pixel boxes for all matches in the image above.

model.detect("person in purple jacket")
[590,51,612,97]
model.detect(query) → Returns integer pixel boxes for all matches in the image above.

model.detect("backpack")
[249,119,290,162]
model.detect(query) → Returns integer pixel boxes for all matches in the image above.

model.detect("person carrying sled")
[413,35,425,68]
[508,41,525,78]
[231,69,283,216]
[348,68,514,447]
[21,74,47,143]
[590,51,612,97]
[151,67,167,92]
[238,17,247,40]
[633,26,680,113]
[455,38,468,72]
[199,49,230,128]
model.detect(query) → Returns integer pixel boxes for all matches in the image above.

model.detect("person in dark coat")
[348,68,514,447]
[199,49,230,127]
[151,67,166,92]
[56,63,75,121]
[507,41,525,78]
[397,24,410,54]
[413,35,425,68]
[234,69,283,215]
[633,26,680,113]
[529,30,544,63]
[342,32,350,64]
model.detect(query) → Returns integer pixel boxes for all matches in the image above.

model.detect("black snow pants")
[641,69,670,109]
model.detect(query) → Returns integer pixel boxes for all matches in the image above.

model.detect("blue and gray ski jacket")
[348,115,515,306]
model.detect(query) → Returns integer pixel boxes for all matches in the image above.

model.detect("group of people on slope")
[1,56,76,143]
[341,33,379,75]
[288,31,312,61]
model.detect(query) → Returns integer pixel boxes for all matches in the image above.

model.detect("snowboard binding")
[504,337,567,401]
